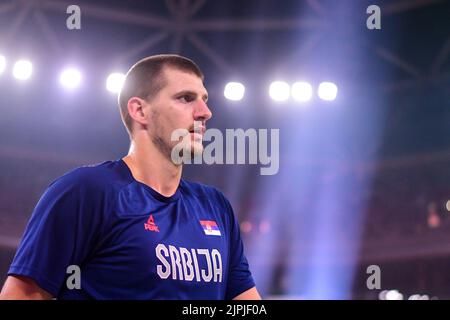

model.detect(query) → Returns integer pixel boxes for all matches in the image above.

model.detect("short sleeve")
[8,170,103,296]
[219,194,256,300]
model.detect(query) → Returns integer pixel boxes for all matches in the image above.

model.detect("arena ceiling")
[0,0,449,92]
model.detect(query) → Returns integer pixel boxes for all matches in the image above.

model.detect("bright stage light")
[378,290,388,300]
[291,81,313,102]
[318,82,338,101]
[224,82,245,101]
[385,289,403,300]
[269,81,290,102]
[0,55,6,74]
[106,72,125,93]
[60,68,82,89]
[13,60,32,80]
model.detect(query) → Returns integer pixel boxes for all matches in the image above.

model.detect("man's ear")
[127,97,149,129]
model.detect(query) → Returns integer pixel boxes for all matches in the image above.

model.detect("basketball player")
[0,54,260,300]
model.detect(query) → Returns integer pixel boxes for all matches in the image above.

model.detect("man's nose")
[194,100,212,121]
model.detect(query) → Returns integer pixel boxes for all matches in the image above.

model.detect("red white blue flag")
[199,220,221,236]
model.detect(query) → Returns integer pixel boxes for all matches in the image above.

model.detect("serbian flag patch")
[199,220,221,236]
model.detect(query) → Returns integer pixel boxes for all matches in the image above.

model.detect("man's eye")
[179,95,194,102]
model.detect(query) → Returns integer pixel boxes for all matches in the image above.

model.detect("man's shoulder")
[50,160,127,192]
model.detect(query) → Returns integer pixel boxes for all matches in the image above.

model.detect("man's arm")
[0,275,53,300]
[233,286,261,300]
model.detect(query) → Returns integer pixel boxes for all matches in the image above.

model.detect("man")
[0,54,260,300]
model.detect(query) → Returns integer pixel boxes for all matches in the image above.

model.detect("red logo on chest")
[144,215,159,232]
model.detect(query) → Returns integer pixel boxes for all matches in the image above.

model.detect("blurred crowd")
[0,155,449,243]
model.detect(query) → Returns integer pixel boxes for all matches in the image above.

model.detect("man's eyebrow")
[175,90,208,101]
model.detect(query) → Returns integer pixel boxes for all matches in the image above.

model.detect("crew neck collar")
[119,158,181,203]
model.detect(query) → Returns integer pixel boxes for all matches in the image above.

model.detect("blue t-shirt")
[8,159,255,299]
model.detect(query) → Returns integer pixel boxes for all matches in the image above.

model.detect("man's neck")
[122,136,182,198]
